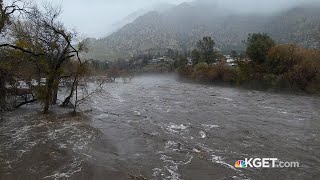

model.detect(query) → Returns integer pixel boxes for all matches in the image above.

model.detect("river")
[0,75,319,180]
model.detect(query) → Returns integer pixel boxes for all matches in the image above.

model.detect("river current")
[0,75,319,180]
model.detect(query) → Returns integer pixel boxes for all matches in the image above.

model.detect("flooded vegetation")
[1,75,319,179]
[1,0,320,179]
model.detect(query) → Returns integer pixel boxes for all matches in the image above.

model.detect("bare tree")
[72,77,105,115]
[8,4,84,113]
[0,0,30,33]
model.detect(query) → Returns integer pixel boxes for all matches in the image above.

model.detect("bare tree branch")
[0,44,44,56]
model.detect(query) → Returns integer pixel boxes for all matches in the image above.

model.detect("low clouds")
[35,0,192,38]
[35,0,319,38]
[197,0,319,13]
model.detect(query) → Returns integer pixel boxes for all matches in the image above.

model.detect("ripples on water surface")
[0,75,319,180]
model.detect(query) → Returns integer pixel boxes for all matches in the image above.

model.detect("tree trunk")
[72,77,78,115]
[52,79,59,105]
[0,72,6,109]
[62,76,76,107]
[43,77,54,114]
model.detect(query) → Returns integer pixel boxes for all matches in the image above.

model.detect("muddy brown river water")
[0,75,320,180]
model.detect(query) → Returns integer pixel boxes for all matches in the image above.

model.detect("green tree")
[196,37,216,64]
[191,49,201,65]
[245,33,275,64]
[231,50,238,58]
[167,48,175,59]
[177,55,188,67]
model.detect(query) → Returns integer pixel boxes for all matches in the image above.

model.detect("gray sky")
[34,0,317,38]
[35,0,190,38]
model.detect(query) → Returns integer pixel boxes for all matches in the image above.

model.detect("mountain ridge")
[83,2,320,61]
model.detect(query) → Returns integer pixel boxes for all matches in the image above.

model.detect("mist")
[35,0,320,38]
[196,0,320,13]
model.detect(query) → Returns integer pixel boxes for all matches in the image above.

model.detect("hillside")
[83,2,320,61]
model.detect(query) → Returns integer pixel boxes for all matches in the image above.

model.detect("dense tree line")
[178,34,320,93]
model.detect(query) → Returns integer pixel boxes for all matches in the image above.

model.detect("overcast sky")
[33,0,317,38]
[34,0,191,38]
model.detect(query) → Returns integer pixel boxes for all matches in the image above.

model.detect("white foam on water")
[43,167,82,180]
[211,155,239,172]
[192,148,201,153]
[199,131,206,138]
[152,168,163,177]
[3,125,42,159]
[11,126,31,142]
[134,110,141,116]
[166,167,181,180]
[194,143,240,172]
[197,143,214,153]
[262,106,291,115]
[183,153,193,165]
[112,92,124,103]
[166,123,189,133]
[158,153,194,180]
[160,155,181,180]
[217,96,233,101]
[202,124,220,131]
[280,111,289,114]
[165,141,178,150]
[94,113,109,119]
[157,141,195,180]
[43,172,70,179]
[58,143,67,149]
[262,106,276,110]
[151,132,159,136]
[43,160,83,180]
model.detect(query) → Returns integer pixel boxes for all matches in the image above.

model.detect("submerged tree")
[8,4,84,113]
[0,0,31,112]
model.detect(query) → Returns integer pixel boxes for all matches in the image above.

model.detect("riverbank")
[176,61,320,95]
[176,73,320,97]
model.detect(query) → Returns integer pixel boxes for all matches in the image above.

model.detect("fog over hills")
[83,0,320,61]
[107,3,176,36]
